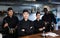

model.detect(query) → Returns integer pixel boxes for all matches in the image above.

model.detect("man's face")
[44,8,48,13]
[36,14,40,19]
[8,10,13,16]
[23,12,29,19]
[44,9,47,13]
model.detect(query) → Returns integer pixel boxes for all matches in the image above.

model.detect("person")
[17,10,34,37]
[34,12,45,33]
[2,7,19,38]
[42,8,57,32]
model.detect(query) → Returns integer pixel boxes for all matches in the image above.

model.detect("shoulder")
[17,21,21,26]
[29,20,34,23]
[40,20,44,23]
[33,20,36,22]
[13,16,18,18]
[20,19,23,22]
[19,20,24,24]
[27,20,33,24]
[40,20,43,21]
[28,20,32,22]
[3,16,8,20]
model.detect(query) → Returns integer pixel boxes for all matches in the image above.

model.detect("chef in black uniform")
[34,12,45,33]
[2,7,19,38]
[42,8,57,32]
[17,10,34,37]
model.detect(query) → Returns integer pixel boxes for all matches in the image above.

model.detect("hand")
[12,28,15,31]
[30,26,33,29]
[21,29,25,32]
[43,27,45,29]
[39,28,43,31]
[4,23,8,28]
[45,22,47,25]
[9,28,14,34]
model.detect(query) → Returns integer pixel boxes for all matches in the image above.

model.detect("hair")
[36,11,40,16]
[7,7,13,11]
[43,8,48,11]
[23,9,29,14]
[7,7,15,16]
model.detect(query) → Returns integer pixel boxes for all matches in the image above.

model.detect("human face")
[23,12,29,19]
[36,14,40,20]
[44,9,47,13]
[8,10,13,16]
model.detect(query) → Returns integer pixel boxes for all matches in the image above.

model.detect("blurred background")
[0,0,60,32]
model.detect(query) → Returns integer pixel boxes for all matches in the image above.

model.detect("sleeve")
[52,14,57,24]
[14,16,19,28]
[31,21,34,28]
[2,18,8,34]
[42,20,45,27]
[42,15,45,21]
[30,21,35,33]
[15,16,19,25]
[17,22,23,36]
[33,21,36,29]
[2,18,6,29]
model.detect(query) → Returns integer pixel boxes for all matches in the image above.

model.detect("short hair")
[43,8,48,11]
[7,7,13,11]
[36,12,40,16]
[23,9,29,14]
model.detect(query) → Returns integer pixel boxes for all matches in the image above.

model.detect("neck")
[37,19,40,21]
[45,11,48,14]
[24,19,28,21]
[9,15,13,18]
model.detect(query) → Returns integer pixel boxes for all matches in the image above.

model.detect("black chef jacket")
[2,16,19,34]
[42,13,57,24]
[33,20,45,33]
[42,13,57,32]
[17,19,34,36]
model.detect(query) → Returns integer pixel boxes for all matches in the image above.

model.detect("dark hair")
[36,12,40,16]
[7,7,13,11]
[23,9,29,14]
[43,8,48,11]
[7,7,14,16]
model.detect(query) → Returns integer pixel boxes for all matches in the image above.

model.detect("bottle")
[42,31,46,38]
